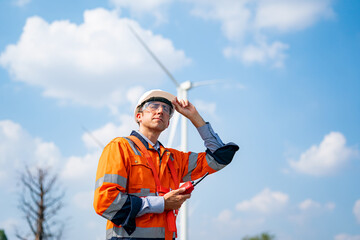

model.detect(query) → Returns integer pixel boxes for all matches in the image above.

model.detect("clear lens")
[142,102,173,116]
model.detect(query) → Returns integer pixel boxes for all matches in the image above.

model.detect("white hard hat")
[134,89,176,123]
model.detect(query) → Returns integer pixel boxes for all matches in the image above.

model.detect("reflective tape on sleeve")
[182,152,198,182]
[206,153,226,171]
[107,226,168,239]
[102,192,128,220]
[130,188,156,197]
[95,174,127,190]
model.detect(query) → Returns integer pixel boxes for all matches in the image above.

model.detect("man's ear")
[136,112,142,123]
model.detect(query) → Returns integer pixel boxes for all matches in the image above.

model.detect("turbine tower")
[128,25,216,240]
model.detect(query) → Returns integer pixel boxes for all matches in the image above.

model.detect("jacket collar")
[130,131,164,149]
[130,130,168,157]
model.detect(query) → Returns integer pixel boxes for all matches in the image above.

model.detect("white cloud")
[188,0,334,67]
[0,8,190,109]
[354,199,360,224]
[216,209,242,226]
[73,191,94,210]
[82,114,137,150]
[0,119,113,239]
[223,82,246,90]
[126,85,146,106]
[290,198,335,225]
[13,0,31,7]
[289,132,358,176]
[255,0,334,32]
[0,119,122,192]
[206,209,265,240]
[0,120,62,184]
[190,0,251,42]
[60,151,100,182]
[334,234,360,240]
[193,99,217,117]
[236,188,289,214]
[109,0,172,25]
[216,209,265,228]
[215,209,265,226]
[224,37,289,68]
[299,199,335,211]
[34,141,62,167]
[190,0,334,37]
[63,115,137,181]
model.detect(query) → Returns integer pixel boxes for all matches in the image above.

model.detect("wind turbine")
[128,25,217,240]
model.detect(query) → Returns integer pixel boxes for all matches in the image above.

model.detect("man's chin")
[153,118,164,122]
[153,124,168,132]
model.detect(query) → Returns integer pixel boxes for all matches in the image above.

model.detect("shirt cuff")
[136,196,165,217]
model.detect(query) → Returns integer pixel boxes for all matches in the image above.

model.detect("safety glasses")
[142,101,173,117]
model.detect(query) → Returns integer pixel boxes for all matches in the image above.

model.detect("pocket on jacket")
[129,156,156,192]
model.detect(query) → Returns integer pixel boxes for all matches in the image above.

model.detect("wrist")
[190,113,206,128]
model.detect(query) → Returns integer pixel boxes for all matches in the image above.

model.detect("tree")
[242,232,275,240]
[16,166,66,240]
[0,229,8,240]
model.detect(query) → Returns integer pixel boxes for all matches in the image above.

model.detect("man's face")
[137,101,172,133]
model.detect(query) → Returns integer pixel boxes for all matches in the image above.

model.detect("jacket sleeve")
[175,122,239,182]
[93,138,142,236]
[170,141,239,183]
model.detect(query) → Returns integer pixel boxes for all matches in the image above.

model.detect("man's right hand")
[163,188,191,210]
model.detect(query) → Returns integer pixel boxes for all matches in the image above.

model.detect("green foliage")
[0,229,8,240]
[242,232,275,240]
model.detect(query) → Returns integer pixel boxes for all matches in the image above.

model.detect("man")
[94,89,239,240]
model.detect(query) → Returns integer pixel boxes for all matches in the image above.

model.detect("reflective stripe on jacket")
[94,131,239,240]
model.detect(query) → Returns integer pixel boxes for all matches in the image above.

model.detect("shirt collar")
[131,130,161,151]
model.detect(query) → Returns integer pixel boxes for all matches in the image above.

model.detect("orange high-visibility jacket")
[94,131,239,240]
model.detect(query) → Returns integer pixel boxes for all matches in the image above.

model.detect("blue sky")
[0,0,360,239]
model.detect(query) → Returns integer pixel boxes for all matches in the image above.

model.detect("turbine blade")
[128,24,180,88]
[191,79,223,88]
[167,111,180,147]
[81,126,104,149]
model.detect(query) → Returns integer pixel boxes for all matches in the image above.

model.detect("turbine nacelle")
[179,81,192,91]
